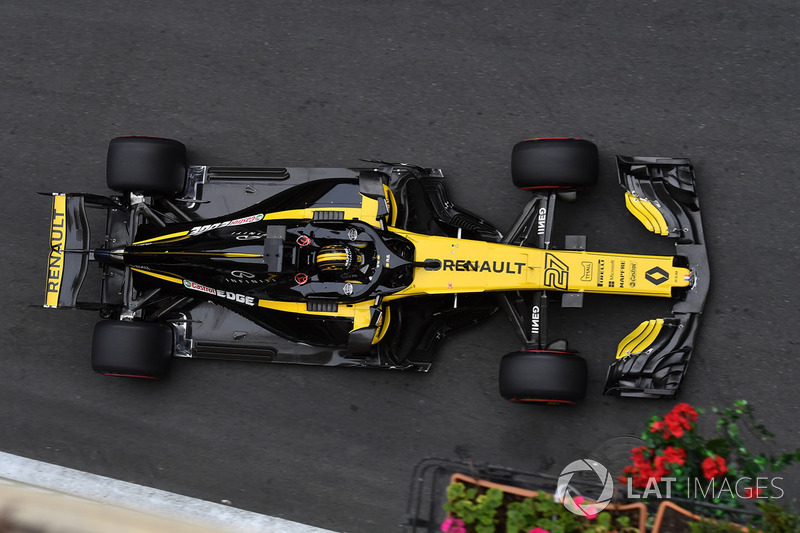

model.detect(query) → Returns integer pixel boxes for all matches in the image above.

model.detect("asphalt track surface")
[2,2,799,532]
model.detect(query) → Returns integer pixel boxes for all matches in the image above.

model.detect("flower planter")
[651,501,751,533]
[447,472,648,533]
[405,458,779,533]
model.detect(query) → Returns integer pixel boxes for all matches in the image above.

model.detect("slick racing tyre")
[106,136,187,197]
[91,320,174,379]
[511,138,599,190]
[498,350,588,404]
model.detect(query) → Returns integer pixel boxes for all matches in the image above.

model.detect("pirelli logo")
[44,195,67,307]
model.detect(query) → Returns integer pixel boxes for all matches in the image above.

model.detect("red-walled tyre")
[511,138,598,190]
[106,136,187,197]
[498,350,588,404]
[91,320,174,379]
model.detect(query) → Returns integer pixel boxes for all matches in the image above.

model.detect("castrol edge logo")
[183,279,256,306]
[188,214,265,236]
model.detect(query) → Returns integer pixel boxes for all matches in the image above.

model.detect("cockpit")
[260,220,416,302]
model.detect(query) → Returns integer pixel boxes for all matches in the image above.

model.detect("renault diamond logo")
[645,267,669,285]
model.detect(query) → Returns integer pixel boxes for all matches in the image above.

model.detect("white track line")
[0,451,337,533]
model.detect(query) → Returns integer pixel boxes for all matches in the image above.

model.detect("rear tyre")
[498,350,588,404]
[106,136,187,196]
[511,138,599,190]
[91,320,174,379]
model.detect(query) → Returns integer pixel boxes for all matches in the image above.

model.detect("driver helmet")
[315,244,363,273]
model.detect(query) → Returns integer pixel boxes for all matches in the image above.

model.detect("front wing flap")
[604,312,699,398]
[617,155,704,244]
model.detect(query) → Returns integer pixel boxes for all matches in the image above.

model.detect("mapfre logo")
[556,459,614,517]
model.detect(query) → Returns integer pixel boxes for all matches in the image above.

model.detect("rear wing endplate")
[44,194,90,308]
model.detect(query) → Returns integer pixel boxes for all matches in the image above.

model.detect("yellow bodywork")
[616,319,664,359]
[127,188,691,346]
[624,193,669,236]
[262,187,396,227]
[44,194,67,307]
[256,298,389,341]
[389,229,691,300]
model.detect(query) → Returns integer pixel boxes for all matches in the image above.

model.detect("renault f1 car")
[43,136,708,403]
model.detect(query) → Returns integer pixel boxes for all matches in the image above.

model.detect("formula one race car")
[43,136,708,403]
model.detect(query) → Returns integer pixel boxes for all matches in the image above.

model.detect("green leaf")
[446,482,465,500]
[706,438,731,457]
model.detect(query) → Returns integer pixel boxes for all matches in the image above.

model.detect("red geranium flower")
[665,411,693,438]
[631,446,649,466]
[650,420,670,438]
[742,486,763,499]
[651,456,670,479]
[652,403,699,439]
[622,464,649,489]
[661,446,687,466]
[624,444,689,489]
[625,446,674,488]
[671,403,699,423]
[702,456,728,480]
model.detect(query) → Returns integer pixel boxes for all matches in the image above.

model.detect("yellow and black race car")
[43,136,708,403]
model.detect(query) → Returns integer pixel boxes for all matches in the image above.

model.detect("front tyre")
[511,138,599,190]
[106,136,187,197]
[498,350,588,404]
[91,320,174,379]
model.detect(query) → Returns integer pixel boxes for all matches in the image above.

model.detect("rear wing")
[44,194,90,308]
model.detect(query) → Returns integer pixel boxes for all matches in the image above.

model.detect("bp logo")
[556,459,614,517]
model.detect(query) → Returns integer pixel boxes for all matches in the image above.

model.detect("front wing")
[603,156,709,398]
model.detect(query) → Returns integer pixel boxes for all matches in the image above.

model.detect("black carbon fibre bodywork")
[89,164,500,371]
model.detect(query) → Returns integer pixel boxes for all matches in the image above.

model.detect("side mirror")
[358,171,388,200]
